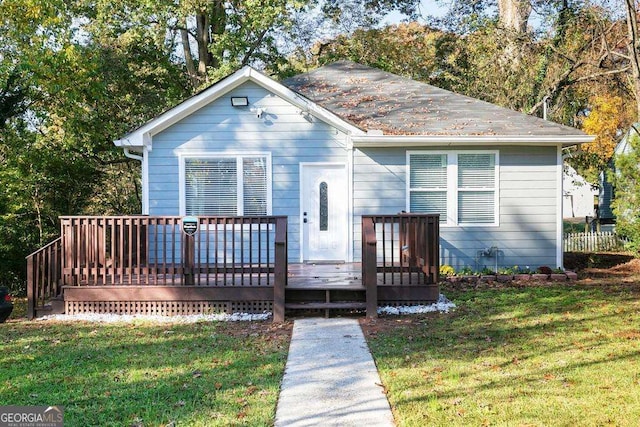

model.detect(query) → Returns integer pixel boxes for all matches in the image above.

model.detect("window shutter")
[185,158,238,216]
[243,157,267,215]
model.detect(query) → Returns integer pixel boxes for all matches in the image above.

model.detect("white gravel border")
[377,294,456,315]
[37,294,455,323]
[38,312,272,324]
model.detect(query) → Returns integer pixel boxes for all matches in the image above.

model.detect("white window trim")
[178,151,272,217]
[406,150,500,227]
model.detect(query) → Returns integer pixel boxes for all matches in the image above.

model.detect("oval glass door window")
[319,182,328,231]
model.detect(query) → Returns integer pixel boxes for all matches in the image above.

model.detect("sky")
[382,0,448,25]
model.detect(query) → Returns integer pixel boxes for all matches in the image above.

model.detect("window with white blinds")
[409,154,448,222]
[408,151,498,226]
[184,155,270,216]
[458,154,495,224]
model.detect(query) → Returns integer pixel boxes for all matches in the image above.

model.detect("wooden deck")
[27,214,440,321]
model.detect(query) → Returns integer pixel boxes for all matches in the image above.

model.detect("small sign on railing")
[182,216,198,236]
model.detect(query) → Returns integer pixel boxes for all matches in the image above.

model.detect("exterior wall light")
[230,96,249,107]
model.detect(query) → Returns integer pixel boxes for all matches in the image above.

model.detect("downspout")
[556,145,564,269]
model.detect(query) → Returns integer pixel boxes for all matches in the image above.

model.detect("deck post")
[26,255,35,320]
[183,233,195,286]
[362,217,378,319]
[273,217,287,323]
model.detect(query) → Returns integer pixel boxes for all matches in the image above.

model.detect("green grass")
[366,283,640,426]
[1,315,291,426]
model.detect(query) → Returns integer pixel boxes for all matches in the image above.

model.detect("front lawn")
[364,277,640,426]
[1,317,291,426]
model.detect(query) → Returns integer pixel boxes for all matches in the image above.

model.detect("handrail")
[26,237,63,319]
[26,237,63,259]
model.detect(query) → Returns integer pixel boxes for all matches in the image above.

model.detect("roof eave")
[351,134,595,148]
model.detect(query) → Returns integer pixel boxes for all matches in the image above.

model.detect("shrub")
[537,266,553,275]
[458,266,475,276]
[440,265,455,277]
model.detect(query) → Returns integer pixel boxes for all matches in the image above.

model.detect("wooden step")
[285,302,367,310]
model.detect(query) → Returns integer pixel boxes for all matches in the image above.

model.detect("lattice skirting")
[65,300,273,316]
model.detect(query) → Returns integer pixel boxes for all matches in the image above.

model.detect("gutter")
[351,134,595,148]
[123,148,143,162]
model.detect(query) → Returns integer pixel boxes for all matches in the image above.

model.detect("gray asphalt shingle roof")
[284,61,587,137]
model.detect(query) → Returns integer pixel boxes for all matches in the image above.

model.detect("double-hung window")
[408,151,498,226]
[183,154,271,216]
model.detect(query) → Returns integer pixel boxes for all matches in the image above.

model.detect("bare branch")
[240,29,268,66]
[569,66,632,84]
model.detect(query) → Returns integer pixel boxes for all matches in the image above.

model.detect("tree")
[498,0,532,33]
[623,0,640,120]
[612,127,640,251]
[0,0,189,291]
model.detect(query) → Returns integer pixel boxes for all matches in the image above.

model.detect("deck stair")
[285,263,366,317]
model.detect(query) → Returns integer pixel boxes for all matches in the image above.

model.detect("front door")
[301,163,349,262]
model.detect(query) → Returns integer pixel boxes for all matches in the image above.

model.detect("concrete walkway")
[275,318,395,426]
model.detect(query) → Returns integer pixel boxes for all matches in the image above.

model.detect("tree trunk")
[196,12,211,77]
[625,0,640,120]
[180,25,199,87]
[497,0,532,34]
[190,1,225,84]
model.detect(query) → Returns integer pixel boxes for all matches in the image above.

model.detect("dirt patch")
[360,316,421,337]
[564,252,635,271]
[230,320,293,339]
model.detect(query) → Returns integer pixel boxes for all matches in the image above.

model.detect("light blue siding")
[353,146,560,269]
[147,81,562,269]
[147,82,350,262]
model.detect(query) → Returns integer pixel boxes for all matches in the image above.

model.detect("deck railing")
[27,215,288,319]
[58,216,287,286]
[362,214,440,317]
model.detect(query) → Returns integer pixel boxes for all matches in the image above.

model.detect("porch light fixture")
[230,96,249,107]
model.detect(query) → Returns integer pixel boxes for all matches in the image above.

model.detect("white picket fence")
[563,231,628,252]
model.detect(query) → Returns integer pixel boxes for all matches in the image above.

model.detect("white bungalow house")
[563,164,597,219]
[114,61,594,270]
